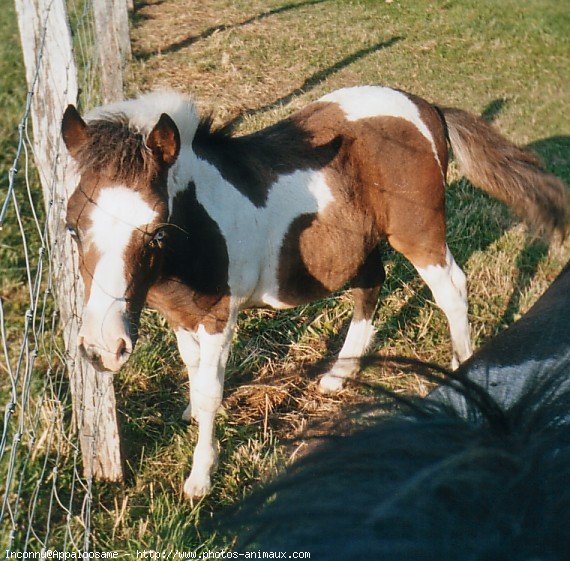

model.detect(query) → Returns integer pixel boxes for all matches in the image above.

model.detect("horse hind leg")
[319,249,385,393]
[413,245,473,368]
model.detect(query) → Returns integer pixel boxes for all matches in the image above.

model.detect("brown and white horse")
[61,86,568,497]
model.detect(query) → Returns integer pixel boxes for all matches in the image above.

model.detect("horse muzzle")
[77,334,133,372]
[77,308,135,372]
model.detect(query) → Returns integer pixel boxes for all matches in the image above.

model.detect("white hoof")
[451,356,460,370]
[319,358,360,394]
[181,403,193,422]
[183,473,211,499]
[319,373,345,394]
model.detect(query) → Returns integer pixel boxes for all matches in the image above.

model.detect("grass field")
[1,0,569,555]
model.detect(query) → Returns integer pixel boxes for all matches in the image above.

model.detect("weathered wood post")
[15,0,124,481]
[93,0,132,103]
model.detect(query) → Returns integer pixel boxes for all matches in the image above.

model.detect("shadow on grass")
[133,0,332,60]
[493,134,570,334]
[228,36,404,127]
[481,97,509,123]
[498,239,549,329]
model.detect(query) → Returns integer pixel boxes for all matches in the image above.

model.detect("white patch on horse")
[256,169,335,308]
[181,151,336,308]
[319,318,376,393]
[90,187,157,255]
[175,328,200,422]
[320,86,442,171]
[414,246,472,369]
[86,90,199,147]
[82,188,157,351]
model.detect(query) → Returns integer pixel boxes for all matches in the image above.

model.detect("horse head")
[62,104,179,371]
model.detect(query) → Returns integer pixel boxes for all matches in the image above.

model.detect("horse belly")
[274,208,374,307]
[241,168,375,310]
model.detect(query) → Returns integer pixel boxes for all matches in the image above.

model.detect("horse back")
[190,87,450,309]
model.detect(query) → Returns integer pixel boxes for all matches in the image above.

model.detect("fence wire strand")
[1,0,106,552]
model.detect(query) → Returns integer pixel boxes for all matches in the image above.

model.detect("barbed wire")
[0,0,107,552]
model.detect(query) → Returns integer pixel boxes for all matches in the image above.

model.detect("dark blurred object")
[229,262,570,561]
[430,260,570,413]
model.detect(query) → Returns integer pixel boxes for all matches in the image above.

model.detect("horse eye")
[66,224,79,239]
[150,228,167,248]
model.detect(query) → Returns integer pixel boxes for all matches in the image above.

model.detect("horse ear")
[62,105,88,158]
[147,113,180,167]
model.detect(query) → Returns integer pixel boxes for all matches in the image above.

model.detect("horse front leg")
[175,328,200,422]
[183,318,235,499]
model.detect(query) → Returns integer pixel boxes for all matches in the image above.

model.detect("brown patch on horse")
[277,188,377,306]
[65,172,96,233]
[65,172,99,301]
[347,115,447,268]
[192,102,345,207]
[277,214,332,304]
[277,106,448,304]
[76,244,101,303]
[147,280,231,334]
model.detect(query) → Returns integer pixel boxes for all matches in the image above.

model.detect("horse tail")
[438,106,569,240]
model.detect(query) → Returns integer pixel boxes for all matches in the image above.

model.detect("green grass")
[2,0,569,555]
[0,2,32,291]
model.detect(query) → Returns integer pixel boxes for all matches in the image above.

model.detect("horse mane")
[76,90,201,184]
[194,113,236,145]
[74,115,157,184]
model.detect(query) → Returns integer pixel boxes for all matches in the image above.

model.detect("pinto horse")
[61,86,568,497]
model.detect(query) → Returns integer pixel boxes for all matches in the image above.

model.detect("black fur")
[192,110,341,208]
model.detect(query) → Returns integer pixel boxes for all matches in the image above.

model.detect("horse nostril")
[84,346,100,362]
[78,336,86,354]
[115,338,130,361]
[78,336,100,362]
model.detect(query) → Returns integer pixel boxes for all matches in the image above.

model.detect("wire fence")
[0,0,126,552]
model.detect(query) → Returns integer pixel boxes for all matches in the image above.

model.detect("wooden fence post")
[93,0,132,103]
[15,0,124,482]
